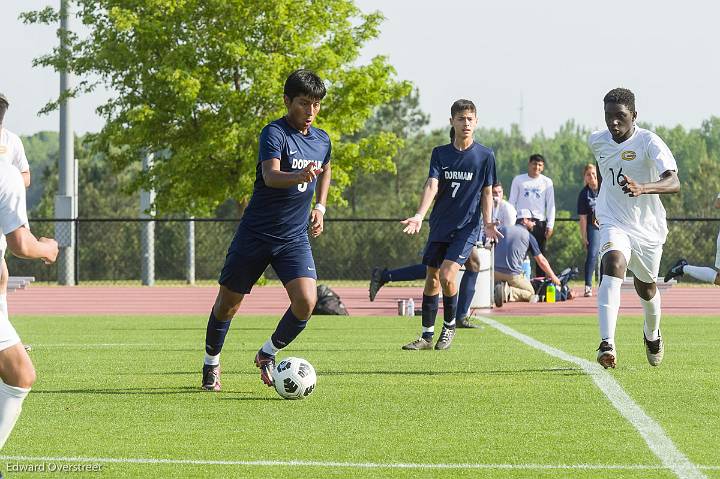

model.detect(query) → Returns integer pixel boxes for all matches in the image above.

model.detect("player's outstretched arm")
[621,170,679,197]
[261,158,323,189]
[6,226,58,264]
[401,178,438,234]
[310,163,331,238]
[535,254,560,285]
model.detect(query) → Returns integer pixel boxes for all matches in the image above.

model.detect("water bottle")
[522,256,532,279]
[407,298,415,316]
[546,284,556,303]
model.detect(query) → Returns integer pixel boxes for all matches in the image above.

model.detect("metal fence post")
[56,0,76,286]
[140,153,155,286]
[186,217,195,285]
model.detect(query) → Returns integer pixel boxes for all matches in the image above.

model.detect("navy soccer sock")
[457,271,478,319]
[421,294,440,340]
[269,308,309,351]
[385,264,426,283]
[205,310,232,357]
[443,294,458,328]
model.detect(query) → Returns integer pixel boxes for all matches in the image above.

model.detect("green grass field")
[2,313,718,478]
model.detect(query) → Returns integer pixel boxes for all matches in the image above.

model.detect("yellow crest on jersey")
[0,146,6,155]
[621,150,636,161]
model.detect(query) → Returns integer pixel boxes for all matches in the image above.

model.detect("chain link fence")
[5,218,719,285]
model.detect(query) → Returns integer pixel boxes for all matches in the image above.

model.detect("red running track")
[7,285,719,316]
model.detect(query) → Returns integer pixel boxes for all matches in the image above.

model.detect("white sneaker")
[584,286,592,297]
[529,294,539,303]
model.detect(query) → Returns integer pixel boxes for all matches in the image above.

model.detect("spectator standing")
[508,154,555,277]
[577,164,600,296]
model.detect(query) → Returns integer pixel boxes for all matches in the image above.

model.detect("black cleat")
[456,316,480,328]
[201,364,221,391]
[596,341,616,369]
[663,259,687,282]
[401,337,433,350]
[254,350,276,386]
[644,333,664,366]
[369,267,386,302]
[434,326,456,350]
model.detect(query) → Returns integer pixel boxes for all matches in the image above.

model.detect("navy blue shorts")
[219,226,317,294]
[422,236,476,269]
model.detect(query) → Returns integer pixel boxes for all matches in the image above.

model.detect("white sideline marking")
[0,455,718,470]
[478,316,706,479]
[32,344,160,348]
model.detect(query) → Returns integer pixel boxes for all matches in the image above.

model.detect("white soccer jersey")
[493,199,517,228]
[508,173,556,228]
[588,127,677,245]
[0,162,29,239]
[0,128,30,173]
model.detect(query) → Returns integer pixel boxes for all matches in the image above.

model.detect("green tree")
[20,131,59,210]
[340,88,431,216]
[23,0,410,215]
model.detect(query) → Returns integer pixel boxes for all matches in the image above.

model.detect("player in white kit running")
[0,162,58,449]
[588,88,680,369]
[0,93,31,339]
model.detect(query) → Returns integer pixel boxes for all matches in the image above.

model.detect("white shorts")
[599,225,663,283]
[0,305,21,352]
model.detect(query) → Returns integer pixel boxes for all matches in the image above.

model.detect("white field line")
[29,344,160,347]
[477,316,706,479]
[0,455,719,470]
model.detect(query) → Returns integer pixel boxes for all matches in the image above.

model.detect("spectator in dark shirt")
[577,164,600,297]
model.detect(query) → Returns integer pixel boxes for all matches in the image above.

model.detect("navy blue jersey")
[427,142,496,242]
[240,117,331,241]
[577,185,599,233]
[576,185,598,216]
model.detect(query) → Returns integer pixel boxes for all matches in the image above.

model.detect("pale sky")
[3,0,720,137]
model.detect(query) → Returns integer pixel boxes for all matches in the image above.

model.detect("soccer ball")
[272,357,317,400]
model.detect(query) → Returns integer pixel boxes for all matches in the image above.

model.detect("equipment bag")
[312,284,349,315]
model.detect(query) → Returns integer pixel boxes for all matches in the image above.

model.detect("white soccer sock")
[0,381,30,449]
[597,276,623,345]
[641,291,661,341]
[203,352,220,366]
[421,326,434,335]
[444,319,456,328]
[683,265,718,284]
[261,339,280,357]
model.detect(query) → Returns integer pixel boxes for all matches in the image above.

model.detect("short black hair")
[284,69,326,102]
[529,153,545,164]
[603,87,635,112]
[0,95,7,124]
[450,99,476,118]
